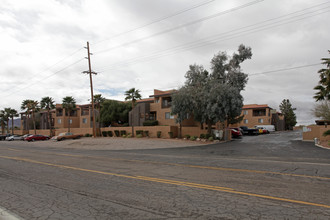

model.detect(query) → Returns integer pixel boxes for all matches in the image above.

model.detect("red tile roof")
[136,98,154,103]
[243,104,271,109]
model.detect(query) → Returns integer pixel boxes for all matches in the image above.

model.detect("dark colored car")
[25,135,50,142]
[240,126,258,135]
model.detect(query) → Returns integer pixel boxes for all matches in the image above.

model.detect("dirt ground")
[319,140,330,150]
[13,137,212,150]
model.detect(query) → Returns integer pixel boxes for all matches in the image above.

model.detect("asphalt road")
[0,131,329,219]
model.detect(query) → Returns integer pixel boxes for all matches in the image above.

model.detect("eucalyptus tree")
[171,86,193,138]
[172,44,252,135]
[314,50,330,101]
[125,88,142,136]
[40,96,55,136]
[8,108,18,135]
[62,96,76,132]
[21,100,39,134]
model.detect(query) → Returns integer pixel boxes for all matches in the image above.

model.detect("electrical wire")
[92,0,216,45]
[94,0,265,54]
[248,63,321,76]
[96,4,330,72]
[4,58,85,97]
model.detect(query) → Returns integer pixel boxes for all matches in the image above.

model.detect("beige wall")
[303,125,330,142]
[233,108,272,128]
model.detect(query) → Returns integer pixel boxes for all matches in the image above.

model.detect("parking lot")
[0,130,329,219]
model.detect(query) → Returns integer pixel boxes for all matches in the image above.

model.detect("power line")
[94,0,265,54]
[92,0,216,45]
[249,63,321,76]
[4,58,85,97]
[0,47,84,94]
[96,4,330,72]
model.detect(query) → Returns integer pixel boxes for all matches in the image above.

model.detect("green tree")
[3,108,11,133]
[171,87,193,138]
[8,108,18,135]
[172,44,252,135]
[21,100,39,134]
[62,96,76,132]
[93,94,106,135]
[100,100,131,127]
[40,96,55,136]
[125,88,142,136]
[314,50,330,101]
[279,99,297,130]
[0,110,7,134]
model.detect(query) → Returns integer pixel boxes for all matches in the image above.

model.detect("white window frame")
[258,119,263,123]
[57,119,62,124]
[244,119,248,124]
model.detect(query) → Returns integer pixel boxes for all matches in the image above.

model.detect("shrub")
[136,134,143,138]
[107,131,113,137]
[323,129,330,136]
[122,123,129,127]
[84,133,90,137]
[168,131,173,138]
[190,136,197,141]
[144,130,149,137]
[157,131,161,138]
[127,134,132,138]
[120,130,126,136]
[122,134,126,138]
[200,133,206,139]
[208,137,214,141]
[205,133,211,139]
[102,131,108,137]
[143,120,159,126]
[136,130,143,136]
[114,130,120,137]
[184,134,190,139]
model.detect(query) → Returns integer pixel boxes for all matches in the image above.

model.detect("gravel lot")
[4,137,210,150]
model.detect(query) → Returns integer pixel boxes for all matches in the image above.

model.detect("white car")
[6,135,23,141]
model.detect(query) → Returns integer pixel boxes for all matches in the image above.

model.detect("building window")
[258,119,263,123]
[165,112,174,119]
[155,98,160,103]
[82,118,87,124]
[69,119,72,124]
[244,110,248,115]
[57,119,62,124]
[244,119,248,124]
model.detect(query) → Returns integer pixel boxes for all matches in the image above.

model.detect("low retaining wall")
[302,125,330,142]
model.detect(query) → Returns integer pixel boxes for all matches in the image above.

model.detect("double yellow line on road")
[1,155,330,209]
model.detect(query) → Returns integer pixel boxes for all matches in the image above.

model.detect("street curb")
[0,207,22,220]
[315,143,330,150]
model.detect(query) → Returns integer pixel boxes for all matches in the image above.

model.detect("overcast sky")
[1,0,329,125]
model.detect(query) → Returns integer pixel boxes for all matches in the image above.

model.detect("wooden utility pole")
[84,41,97,137]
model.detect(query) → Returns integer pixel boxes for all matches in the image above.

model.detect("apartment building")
[20,103,97,131]
[232,104,285,131]
[129,89,197,127]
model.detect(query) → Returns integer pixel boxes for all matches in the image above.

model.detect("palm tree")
[62,96,76,132]
[40,97,55,136]
[21,99,39,134]
[314,50,330,101]
[0,110,6,134]
[8,108,18,135]
[125,88,142,137]
[93,94,105,136]
[3,108,11,133]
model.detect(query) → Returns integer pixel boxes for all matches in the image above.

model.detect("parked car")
[231,128,242,138]
[255,126,270,134]
[257,125,275,132]
[6,135,23,141]
[51,132,83,141]
[240,126,258,135]
[0,134,12,141]
[25,135,50,142]
[22,134,32,140]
